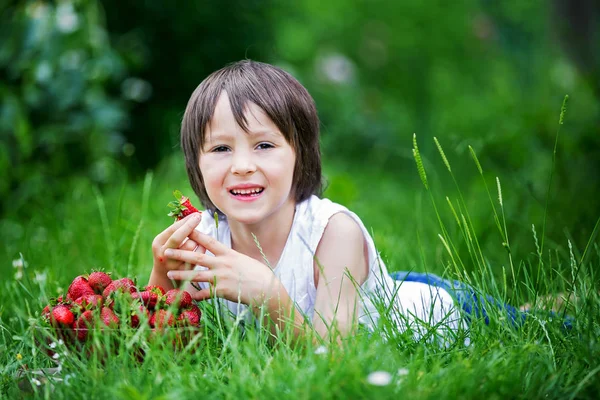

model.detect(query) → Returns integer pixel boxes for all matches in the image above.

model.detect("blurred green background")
[1,0,599,281]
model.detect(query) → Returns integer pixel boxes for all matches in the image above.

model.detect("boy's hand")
[152,213,204,276]
[163,229,280,307]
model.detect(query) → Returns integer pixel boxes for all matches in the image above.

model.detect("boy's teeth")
[231,188,263,195]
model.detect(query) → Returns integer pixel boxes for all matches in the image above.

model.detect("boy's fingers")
[180,239,200,252]
[189,229,228,256]
[161,213,202,253]
[167,269,214,282]
[164,248,216,269]
[154,213,200,249]
[191,289,212,301]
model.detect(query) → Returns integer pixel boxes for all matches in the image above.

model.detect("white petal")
[367,371,392,386]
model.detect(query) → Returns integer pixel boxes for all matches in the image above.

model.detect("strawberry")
[100,307,119,328]
[50,305,75,327]
[167,190,201,221]
[131,290,159,309]
[41,305,51,319]
[178,304,201,327]
[88,271,112,294]
[75,294,103,310]
[153,309,175,330]
[145,285,166,296]
[75,310,94,341]
[130,305,150,328]
[165,289,192,309]
[67,276,96,301]
[103,277,137,298]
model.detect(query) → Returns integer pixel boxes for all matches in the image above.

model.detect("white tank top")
[192,195,462,339]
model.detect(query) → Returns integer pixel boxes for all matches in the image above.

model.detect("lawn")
[1,144,599,399]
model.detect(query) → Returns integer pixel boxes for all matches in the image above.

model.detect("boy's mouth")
[229,187,264,197]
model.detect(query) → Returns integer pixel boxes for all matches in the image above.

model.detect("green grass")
[1,137,599,398]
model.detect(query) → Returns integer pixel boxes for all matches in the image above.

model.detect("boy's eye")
[256,143,274,150]
[211,146,230,152]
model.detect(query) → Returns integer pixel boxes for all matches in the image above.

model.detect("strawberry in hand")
[167,190,201,221]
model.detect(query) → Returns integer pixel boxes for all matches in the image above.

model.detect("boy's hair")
[181,60,323,214]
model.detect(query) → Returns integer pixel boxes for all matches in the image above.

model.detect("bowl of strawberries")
[37,271,202,361]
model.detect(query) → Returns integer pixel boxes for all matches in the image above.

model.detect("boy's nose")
[230,152,257,175]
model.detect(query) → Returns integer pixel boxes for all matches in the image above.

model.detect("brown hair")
[181,60,323,215]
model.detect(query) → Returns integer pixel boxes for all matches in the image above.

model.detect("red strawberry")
[165,289,192,309]
[178,304,201,327]
[103,278,136,298]
[75,310,94,341]
[130,305,150,328]
[167,190,201,221]
[88,271,112,294]
[75,294,104,310]
[153,309,175,330]
[100,307,119,328]
[145,285,166,296]
[131,290,159,309]
[50,305,75,327]
[67,276,96,301]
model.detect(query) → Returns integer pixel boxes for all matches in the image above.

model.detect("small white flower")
[52,353,60,359]
[49,342,57,349]
[314,345,327,355]
[34,271,47,284]
[14,270,23,280]
[367,371,392,386]
[12,259,24,268]
[57,339,64,346]
[397,368,409,377]
[64,373,75,386]
[31,378,42,387]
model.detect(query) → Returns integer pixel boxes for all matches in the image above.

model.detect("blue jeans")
[389,271,573,329]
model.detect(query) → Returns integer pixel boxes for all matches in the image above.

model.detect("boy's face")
[199,92,296,226]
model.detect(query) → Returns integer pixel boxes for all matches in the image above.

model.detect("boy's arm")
[148,266,176,291]
[311,213,369,341]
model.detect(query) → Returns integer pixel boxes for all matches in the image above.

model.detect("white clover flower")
[64,373,75,386]
[12,258,25,268]
[34,271,47,284]
[314,345,327,355]
[367,371,392,386]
